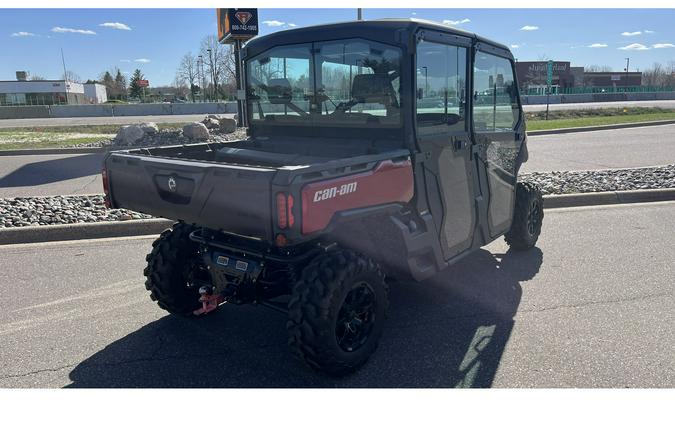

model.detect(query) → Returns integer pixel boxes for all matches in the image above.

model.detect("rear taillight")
[276,192,295,229]
[101,168,111,208]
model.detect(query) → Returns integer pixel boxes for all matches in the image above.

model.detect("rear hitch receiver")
[193,285,225,316]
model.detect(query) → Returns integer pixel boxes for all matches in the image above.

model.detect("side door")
[471,45,525,238]
[415,32,476,260]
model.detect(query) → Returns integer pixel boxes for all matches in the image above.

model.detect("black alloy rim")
[335,282,377,352]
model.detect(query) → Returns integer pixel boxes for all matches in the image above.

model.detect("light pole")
[624,57,630,90]
[421,66,428,96]
[207,48,215,100]
[198,55,204,102]
[357,8,362,20]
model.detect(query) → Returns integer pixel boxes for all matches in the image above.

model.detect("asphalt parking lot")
[0,201,673,388]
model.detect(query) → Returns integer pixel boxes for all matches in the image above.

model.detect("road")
[0,201,672,388]
[523,99,675,112]
[0,114,236,129]
[2,124,674,198]
[0,153,105,197]
[522,123,675,173]
[0,102,673,128]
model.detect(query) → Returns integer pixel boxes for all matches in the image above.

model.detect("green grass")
[526,111,675,131]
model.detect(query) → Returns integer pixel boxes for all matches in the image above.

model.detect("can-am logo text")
[235,11,252,25]
[313,182,358,202]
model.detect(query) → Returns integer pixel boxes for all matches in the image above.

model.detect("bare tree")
[29,75,46,81]
[642,62,668,87]
[61,70,82,83]
[200,35,236,100]
[584,65,613,72]
[177,52,199,102]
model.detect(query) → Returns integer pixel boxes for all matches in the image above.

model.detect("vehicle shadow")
[67,246,542,388]
[0,154,104,188]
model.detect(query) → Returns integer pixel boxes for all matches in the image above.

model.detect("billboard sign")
[218,8,259,43]
[138,79,149,88]
[611,75,621,81]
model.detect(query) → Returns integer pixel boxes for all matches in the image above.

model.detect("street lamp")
[207,48,215,100]
[421,66,428,96]
[624,57,630,90]
[198,55,204,102]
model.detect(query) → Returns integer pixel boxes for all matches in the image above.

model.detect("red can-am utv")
[102,19,543,375]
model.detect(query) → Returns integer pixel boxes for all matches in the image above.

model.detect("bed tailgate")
[104,152,277,240]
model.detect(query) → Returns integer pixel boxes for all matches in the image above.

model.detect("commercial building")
[0,73,107,106]
[582,71,642,88]
[516,61,643,93]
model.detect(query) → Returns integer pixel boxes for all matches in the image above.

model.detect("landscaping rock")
[219,117,237,134]
[139,122,159,135]
[183,122,210,141]
[114,124,145,145]
[202,117,221,130]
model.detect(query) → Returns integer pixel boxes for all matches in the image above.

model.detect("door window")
[416,40,467,134]
[472,52,520,131]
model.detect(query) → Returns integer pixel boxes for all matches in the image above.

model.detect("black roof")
[244,18,511,57]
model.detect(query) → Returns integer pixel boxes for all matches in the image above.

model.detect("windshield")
[246,39,402,128]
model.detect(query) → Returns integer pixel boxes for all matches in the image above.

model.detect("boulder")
[114,124,145,145]
[201,117,220,130]
[139,122,158,135]
[183,122,210,141]
[219,117,237,134]
[207,114,222,120]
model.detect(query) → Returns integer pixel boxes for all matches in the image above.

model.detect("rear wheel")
[287,249,388,376]
[505,182,544,251]
[143,222,212,316]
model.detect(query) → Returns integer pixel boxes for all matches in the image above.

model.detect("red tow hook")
[193,286,224,316]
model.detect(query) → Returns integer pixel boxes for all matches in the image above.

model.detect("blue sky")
[2,8,674,86]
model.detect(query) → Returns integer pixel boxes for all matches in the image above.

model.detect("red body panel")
[300,159,414,234]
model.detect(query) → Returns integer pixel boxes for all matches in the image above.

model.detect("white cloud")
[653,43,675,49]
[287,23,297,27]
[11,31,36,37]
[621,31,641,37]
[262,20,285,27]
[618,43,650,50]
[644,29,655,34]
[135,58,151,63]
[510,44,520,49]
[99,22,131,31]
[411,12,417,15]
[443,18,471,26]
[51,26,96,35]
[520,25,539,31]
[588,43,608,48]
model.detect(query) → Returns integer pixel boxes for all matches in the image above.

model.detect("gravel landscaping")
[520,165,675,195]
[1,164,673,229]
[69,126,248,149]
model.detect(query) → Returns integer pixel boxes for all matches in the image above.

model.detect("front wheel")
[505,181,544,251]
[287,249,389,376]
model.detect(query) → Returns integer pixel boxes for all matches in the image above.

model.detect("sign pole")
[546,60,553,121]
[234,39,244,128]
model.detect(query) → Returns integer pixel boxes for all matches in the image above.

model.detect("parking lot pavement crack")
[0,363,76,380]
[71,174,100,195]
[520,291,674,314]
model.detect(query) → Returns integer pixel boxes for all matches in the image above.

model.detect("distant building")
[516,60,643,92]
[582,72,642,87]
[0,73,107,106]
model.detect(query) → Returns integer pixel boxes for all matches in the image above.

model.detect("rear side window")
[472,51,520,132]
[415,40,467,134]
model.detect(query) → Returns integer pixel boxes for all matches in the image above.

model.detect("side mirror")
[417,88,424,100]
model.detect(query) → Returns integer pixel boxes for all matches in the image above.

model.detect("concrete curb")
[0,146,109,156]
[543,188,675,209]
[0,218,173,245]
[2,188,675,245]
[527,119,675,136]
